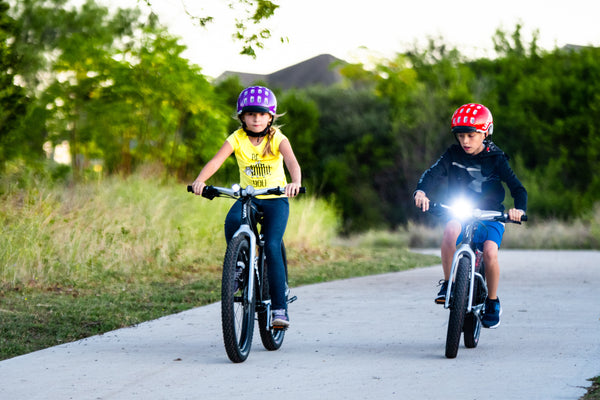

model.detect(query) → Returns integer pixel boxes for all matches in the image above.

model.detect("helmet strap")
[241,117,273,138]
[243,124,270,138]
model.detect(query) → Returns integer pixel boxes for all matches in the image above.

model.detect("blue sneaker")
[435,280,449,304]
[482,297,502,328]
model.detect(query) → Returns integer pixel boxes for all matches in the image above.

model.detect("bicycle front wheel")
[445,255,469,359]
[221,235,255,363]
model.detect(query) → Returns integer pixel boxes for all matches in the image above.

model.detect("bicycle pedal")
[287,295,298,304]
[272,325,288,331]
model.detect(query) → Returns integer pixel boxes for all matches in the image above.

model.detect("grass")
[0,174,439,360]
[396,212,600,250]
[0,173,598,398]
[583,377,600,400]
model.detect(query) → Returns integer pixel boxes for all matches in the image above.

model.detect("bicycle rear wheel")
[445,255,469,358]
[464,271,485,348]
[221,235,255,363]
[258,242,287,350]
[463,312,481,348]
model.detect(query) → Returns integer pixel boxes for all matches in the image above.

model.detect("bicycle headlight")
[449,198,474,220]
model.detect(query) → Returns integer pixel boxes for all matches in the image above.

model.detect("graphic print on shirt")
[246,152,272,187]
[452,162,490,193]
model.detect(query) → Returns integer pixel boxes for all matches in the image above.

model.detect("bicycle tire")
[258,242,287,350]
[445,255,469,358]
[465,261,486,348]
[221,235,255,363]
[463,312,481,348]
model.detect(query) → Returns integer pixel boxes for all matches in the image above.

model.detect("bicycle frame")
[430,202,526,358]
[188,183,304,361]
[442,206,519,313]
[211,185,267,321]
[233,205,259,318]
[191,184,301,324]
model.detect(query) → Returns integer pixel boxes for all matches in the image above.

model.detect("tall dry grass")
[0,175,339,287]
[348,209,600,250]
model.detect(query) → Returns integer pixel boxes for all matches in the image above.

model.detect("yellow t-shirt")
[226,128,288,198]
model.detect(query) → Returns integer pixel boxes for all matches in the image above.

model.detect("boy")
[414,103,527,328]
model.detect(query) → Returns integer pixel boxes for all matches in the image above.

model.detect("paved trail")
[0,250,598,399]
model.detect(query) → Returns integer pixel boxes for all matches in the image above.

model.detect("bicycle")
[187,183,304,363]
[429,200,527,359]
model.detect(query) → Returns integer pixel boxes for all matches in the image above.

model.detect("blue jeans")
[225,197,289,310]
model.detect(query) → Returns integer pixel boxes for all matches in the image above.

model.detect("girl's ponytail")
[262,127,276,157]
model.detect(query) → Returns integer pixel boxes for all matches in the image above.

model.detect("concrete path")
[0,250,598,399]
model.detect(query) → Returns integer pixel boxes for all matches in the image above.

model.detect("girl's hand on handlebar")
[414,190,430,212]
[508,208,525,222]
[285,182,301,198]
[191,180,206,196]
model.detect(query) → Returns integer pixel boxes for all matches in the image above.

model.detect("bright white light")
[449,198,474,220]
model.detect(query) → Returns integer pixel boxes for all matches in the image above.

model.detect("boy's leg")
[482,240,499,299]
[482,239,502,328]
[441,220,462,280]
[436,220,461,303]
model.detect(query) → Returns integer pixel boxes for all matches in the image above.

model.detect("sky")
[99,0,600,79]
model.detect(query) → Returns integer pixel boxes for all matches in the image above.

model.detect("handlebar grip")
[299,187,306,194]
[521,215,528,222]
[186,184,217,199]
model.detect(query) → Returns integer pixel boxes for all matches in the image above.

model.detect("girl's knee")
[265,240,282,256]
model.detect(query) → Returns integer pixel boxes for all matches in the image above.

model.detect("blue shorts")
[456,220,505,250]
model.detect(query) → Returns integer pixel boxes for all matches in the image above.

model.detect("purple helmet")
[236,86,277,116]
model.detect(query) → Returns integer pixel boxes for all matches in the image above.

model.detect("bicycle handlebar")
[429,202,527,223]
[187,184,306,199]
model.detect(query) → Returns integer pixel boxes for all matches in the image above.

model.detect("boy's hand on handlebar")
[285,182,301,198]
[191,180,206,196]
[414,190,430,212]
[508,208,525,222]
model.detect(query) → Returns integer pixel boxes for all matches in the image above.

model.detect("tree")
[376,42,477,224]
[141,0,282,57]
[0,0,31,170]
[10,0,229,180]
[297,86,394,233]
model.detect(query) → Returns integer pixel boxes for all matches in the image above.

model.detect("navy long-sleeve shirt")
[416,142,527,212]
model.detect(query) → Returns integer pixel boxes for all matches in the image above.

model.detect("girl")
[191,86,302,328]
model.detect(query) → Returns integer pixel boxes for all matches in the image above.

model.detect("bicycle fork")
[233,225,257,308]
[445,245,488,321]
[445,244,476,312]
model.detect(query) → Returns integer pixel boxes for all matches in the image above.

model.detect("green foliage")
[0,1,30,169]
[291,86,395,233]
[9,0,229,180]
[140,0,282,57]
[3,5,600,232]
[470,32,600,219]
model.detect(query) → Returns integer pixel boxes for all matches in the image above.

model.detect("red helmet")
[451,104,493,136]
